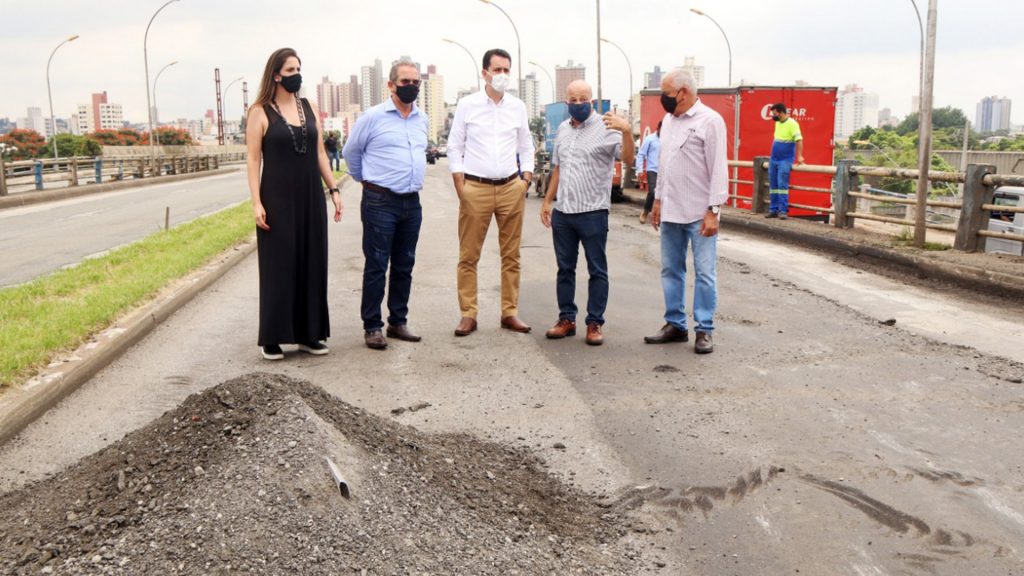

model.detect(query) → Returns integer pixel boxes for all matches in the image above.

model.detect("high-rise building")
[520,72,541,118]
[317,76,339,118]
[681,57,705,88]
[878,107,899,128]
[419,64,446,143]
[911,95,920,115]
[91,92,107,132]
[976,96,1012,132]
[97,103,123,130]
[16,107,48,136]
[360,59,384,111]
[834,84,879,140]
[643,65,663,90]
[349,75,361,106]
[555,60,585,100]
[75,105,93,133]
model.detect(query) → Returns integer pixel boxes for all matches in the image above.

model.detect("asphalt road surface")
[0,170,249,287]
[2,161,1022,575]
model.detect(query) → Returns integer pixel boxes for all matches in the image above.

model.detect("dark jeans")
[552,209,609,325]
[360,187,422,331]
[328,150,341,172]
[643,171,658,212]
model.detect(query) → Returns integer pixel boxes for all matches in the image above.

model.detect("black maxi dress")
[256,98,329,346]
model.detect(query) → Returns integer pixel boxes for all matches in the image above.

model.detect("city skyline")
[2,0,1022,129]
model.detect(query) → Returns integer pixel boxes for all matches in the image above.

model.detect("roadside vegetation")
[0,201,254,389]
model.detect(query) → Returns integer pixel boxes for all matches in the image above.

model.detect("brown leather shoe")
[695,331,714,354]
[585,322,604,346]
[386,324,422,342]
[545,318,576,339]
[454,317,477,337]
[364,329,387,350]
[500,315,532,333]
[643,324,689,344]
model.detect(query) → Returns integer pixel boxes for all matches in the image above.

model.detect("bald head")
[565,80,593,103]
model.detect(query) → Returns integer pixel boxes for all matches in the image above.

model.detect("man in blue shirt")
[343,59,429,350]
[637,120,662,224]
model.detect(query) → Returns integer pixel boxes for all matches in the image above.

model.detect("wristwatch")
[708,205,721,215]
[328,187,340,194]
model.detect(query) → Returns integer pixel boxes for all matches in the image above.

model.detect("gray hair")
[664,69,696,93]
[389,59,419,82]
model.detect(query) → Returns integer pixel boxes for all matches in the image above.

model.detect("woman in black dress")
[246,48,344,360]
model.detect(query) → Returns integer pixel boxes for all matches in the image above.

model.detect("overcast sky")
[2,0,1021,127]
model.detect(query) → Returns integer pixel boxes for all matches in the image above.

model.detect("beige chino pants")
[457,178,528,319]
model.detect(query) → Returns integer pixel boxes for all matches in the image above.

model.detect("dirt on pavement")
[0,373,656,575]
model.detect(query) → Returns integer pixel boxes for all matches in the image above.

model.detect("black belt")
[363,181,419,197]
[465,173,519,186]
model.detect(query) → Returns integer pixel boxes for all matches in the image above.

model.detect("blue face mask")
[568,101,592,123]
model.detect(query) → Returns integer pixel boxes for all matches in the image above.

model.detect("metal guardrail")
[726,158,1024,251]
[0,153,235,196]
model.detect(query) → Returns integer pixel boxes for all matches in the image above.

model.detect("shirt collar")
[384,95,419,116]
[682,98,703,118]
[572,111,600,128]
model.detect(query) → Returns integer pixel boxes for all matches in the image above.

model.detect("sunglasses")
[395,79,421,87]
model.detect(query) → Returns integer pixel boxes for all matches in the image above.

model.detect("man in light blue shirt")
[637,120,661,224]
[343,59,429,350]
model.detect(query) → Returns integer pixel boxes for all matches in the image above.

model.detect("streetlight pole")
[478,0,521,96]
[601,37,633,129]
[224,77,243,143]
[913,0,937,248]
[46,35,79,160]
[152,60,178,146]
[690,8,732,86]
[442,38,481,90]
[528,61,555,103]
[145,0,180,150]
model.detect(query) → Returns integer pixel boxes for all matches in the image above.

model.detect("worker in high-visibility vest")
[766,103,804,219]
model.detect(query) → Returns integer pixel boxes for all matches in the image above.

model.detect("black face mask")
[280,73,302,94]
[395,84,419,104]
[660,93,678,114]
[771,114,781,122]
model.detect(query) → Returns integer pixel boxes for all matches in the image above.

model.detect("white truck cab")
[987,186,1024,256]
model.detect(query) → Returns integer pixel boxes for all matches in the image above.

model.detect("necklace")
[270,95,308,155]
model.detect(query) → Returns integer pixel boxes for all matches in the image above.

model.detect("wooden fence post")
[954,164,997,252]
[833,159,860,228]
[751,155,770,214]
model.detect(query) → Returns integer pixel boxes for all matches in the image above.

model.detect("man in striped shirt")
[539,80,634,345]
[644,69,729,354]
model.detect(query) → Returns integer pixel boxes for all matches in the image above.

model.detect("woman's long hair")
[252,48,301,109]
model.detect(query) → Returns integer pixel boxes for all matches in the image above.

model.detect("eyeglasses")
[396,79,421,87]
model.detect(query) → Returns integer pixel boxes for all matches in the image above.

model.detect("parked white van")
[987,186,1024,256]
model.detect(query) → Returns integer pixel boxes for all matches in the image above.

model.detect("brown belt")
[465,173,519,186]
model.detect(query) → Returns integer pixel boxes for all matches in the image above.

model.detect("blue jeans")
[768,158,792,214]
[660,221,717,333]
[328,150,341,172]
[552,209,609,325]
[360,188,422,331]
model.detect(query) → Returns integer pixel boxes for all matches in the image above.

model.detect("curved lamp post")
[145,0,181,148]
[442,38,481,90]
[690,8,732,86]
[152,60,178,145]
[600,37,633,128]
[46,35,79,159]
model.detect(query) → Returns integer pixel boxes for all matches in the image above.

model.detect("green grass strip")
[0,200,255,389]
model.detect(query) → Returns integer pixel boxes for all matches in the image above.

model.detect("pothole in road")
[0,373,649,574]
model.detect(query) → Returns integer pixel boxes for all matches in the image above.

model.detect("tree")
[529,116,547,147]
[895,106,968,135]
[86,128,145,147]
[0,129,46,160]
[42,134,103,158]
[146,127,194,146]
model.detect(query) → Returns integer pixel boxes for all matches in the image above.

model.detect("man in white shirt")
[447,48,536,337]
[644,69,729,354]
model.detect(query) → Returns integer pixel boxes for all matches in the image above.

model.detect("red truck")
[639,86,837,219]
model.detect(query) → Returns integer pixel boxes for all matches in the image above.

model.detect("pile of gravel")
[0,373,642,574]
